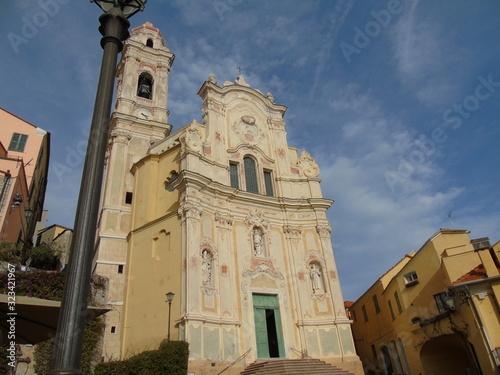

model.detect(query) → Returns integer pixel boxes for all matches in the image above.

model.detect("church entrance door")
[252,294,285,358]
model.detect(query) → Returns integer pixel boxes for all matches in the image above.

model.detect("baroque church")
[93,22,362,374]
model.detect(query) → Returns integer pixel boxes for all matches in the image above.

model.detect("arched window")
[244,156,258,193]
[146,38,153,48]
[137,72,153,99]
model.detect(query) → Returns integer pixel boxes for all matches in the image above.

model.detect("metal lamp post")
[48,1,146,374]
[166,292,175,341]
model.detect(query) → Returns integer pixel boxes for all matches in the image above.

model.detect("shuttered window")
[9,133,28,152]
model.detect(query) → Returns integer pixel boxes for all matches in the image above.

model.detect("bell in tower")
[137,73,153,99]
[114,22,174,124]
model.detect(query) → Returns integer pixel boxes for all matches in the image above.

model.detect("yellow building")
[34,223,73,267]
[93,23,362,374]
[350,229,500,375]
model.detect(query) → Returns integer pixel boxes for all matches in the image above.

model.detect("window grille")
[263,170,274,196]
[244,157,258,193]
[230,163,239,189]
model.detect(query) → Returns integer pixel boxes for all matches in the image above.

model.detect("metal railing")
[217,348,251,375]
[289,347,312,359]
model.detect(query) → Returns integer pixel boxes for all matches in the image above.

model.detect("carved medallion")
[232,116,265,145]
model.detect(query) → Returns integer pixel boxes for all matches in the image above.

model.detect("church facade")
[94,23,362,374]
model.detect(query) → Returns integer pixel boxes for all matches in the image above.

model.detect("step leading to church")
[241,358,355,375]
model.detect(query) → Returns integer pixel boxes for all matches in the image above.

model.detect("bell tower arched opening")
[137,72,153,100]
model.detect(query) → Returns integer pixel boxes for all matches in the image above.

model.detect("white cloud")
[391,0,465,108]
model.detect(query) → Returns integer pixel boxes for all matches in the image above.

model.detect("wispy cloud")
[391,0,465,108]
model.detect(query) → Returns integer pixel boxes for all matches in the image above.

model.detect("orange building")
[0,108,50,250]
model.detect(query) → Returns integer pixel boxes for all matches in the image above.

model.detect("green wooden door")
[254,307,270,358]
[252,294,285,358]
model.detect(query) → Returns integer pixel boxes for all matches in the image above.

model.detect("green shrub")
[28,243,61,270]
[33,317,105,375]
[0,241,22,264]
[0,270,108,374]
[0,344,10,374]
[94,340,189,375]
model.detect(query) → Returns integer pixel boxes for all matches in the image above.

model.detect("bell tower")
[114,22,175,123]
[94,22,174,360]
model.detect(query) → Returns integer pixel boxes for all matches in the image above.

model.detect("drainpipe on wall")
[465,285,500,373]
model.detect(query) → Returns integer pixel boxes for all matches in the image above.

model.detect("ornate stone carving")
[283,225,302,236]
[180,120,203,154]
[235,75,250,87]
[297,149,320,177]
[244,210,269,230]
[269,118,285,130]
[202,286,219,296]
[109,129,132,145]
[266,92,275,103]
[242,262,284,280]
[214,212,233,226]
[232,116,265,145]
[177,202,201,220]
[208,73,217,85]
[316,225,332,238]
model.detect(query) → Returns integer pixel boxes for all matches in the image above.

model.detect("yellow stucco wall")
[351,230,500,375]
[121,147,182,357]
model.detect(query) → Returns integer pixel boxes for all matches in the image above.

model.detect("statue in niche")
[202,250,212,283]
[310,263,323,292]
[253,227,264,256]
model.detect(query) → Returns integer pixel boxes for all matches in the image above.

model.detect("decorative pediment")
[242,262,284,281]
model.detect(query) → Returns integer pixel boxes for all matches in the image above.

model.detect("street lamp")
[48,1,146,374]
[166,292,175,341]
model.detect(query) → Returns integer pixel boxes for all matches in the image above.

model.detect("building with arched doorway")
[349,229,500,375]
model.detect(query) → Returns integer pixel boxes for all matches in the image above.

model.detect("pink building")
[0,108,50,250]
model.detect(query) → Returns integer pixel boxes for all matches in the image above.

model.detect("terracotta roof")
[452,264,487,285]
[344,301,355,308]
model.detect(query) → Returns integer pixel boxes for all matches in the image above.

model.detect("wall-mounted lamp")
[12,194,23,207]
[166,292,175,341]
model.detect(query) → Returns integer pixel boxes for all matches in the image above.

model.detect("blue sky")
[1,0,499,301]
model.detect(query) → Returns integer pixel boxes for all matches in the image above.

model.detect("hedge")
[94,340,189,375]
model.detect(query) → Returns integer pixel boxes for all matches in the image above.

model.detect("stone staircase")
[240,358,354,375]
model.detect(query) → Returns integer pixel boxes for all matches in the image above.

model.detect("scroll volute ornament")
[297,149,320,177]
